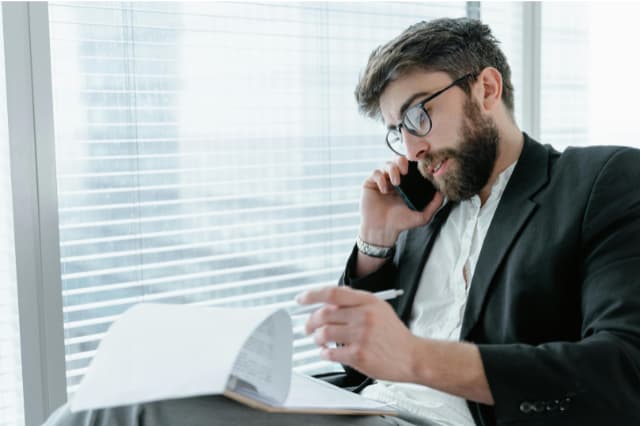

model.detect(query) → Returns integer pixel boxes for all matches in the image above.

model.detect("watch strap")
[356,236,395,258]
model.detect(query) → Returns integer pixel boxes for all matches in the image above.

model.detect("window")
[48,1,472,397]
[21,4,633,423]
[540,2,589,148]
[540,2,640,149]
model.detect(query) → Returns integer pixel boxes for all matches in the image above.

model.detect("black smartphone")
[393,161,437,211]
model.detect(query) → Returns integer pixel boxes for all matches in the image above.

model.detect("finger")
[370,169,392,194]
[296,286,377,307]
[396,156,409,175]
[420,191,445,220]
[320,344,364,367]
[312,324,354,347]
[400,191,444,228]
[305,305,359,335]
[385,161,402,186]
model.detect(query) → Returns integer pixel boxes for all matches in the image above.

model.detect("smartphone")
[393,161,437,211]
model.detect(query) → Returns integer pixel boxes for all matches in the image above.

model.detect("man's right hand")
[355,156,444,276]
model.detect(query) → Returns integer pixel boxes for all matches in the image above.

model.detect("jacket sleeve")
[339,245,399,292]
[477,147,640,424]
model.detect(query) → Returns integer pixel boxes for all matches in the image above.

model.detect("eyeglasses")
[385,73,476,156]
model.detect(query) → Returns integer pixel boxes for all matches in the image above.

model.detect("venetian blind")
[47,1,468,396]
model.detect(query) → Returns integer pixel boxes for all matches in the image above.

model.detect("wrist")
[410,337,434,386]
[358,226,398,248]
[356,236,395,259]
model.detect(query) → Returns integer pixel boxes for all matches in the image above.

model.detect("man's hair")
[355,18,514,119]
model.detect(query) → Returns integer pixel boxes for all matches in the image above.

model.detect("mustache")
[418,149,459,172]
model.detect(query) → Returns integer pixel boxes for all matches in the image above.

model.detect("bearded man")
[45,17,640,426]
[299,17,640,426]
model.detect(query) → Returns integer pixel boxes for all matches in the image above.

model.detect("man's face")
[379,70,499,202]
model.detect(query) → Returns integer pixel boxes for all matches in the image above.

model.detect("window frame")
[2,3,66,424]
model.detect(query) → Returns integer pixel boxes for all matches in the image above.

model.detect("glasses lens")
[386,129,406,156]
[404,106,430,135]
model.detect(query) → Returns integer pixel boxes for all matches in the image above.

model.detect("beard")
[418,98,499,202]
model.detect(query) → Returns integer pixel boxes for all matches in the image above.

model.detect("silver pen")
[291,288,404,316]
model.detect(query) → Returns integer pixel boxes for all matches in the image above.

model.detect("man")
[45,17,640,426]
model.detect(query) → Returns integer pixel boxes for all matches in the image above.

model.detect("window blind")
[48,1,468,396]
[0,9,24,426]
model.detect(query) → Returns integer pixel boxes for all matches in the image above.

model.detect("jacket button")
[559,397,572,412]
[545,399,560,411]
[520,402,533,413]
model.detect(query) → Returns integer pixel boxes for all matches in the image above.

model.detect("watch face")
[357,237,394,258]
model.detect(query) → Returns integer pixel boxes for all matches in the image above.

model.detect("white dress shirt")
[361,161,517,426]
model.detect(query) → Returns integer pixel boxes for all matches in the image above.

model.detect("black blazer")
[340,134,640,425]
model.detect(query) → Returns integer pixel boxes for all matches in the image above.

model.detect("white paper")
[227,309,292,403]
[283,372,395,412]
[71,303,285,412]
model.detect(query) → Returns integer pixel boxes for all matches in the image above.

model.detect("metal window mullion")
[466,1,481,19]
[2,3,66,425]
[522,2,541,139]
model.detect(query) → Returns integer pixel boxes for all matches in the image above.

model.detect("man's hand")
[359,156,444,248]
[297,285,495,405]
[298,286,418,382]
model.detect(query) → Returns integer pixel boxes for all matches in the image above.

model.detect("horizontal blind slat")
[57,172,367,197]
[61,257,345,296]
[64,281,331,314]
[64,268,342,299]
[61,239,350,281]
[59,200,358,231]
[59,188,361,212]
[61,225,357,264]
[60,213,358,247]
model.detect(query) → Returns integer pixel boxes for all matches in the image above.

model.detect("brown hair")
[355,18,514,119]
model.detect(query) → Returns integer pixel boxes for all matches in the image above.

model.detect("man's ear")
[475,67,503,112]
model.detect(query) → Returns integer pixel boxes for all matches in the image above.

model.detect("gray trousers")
[43,396,444,426]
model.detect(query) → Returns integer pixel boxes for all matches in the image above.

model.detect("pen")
[291,288,404,316]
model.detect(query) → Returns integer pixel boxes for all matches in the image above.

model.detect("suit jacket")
[340,133,640,425]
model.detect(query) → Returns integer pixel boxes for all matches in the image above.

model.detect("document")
[70,303,396,415]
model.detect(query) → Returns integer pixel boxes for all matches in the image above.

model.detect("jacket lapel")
[459,134,550,340]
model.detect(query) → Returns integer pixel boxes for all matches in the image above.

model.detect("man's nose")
[401,127,430,161]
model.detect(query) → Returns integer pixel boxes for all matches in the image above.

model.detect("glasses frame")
[385,72,477,156]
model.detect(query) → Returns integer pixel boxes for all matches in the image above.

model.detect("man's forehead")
[379,70,452,125]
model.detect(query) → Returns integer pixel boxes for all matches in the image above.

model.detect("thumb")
[417,192,445,223]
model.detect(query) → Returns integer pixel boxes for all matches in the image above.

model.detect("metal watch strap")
[356,236,395,259]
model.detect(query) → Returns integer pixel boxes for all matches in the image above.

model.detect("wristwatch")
[356,236,395,259]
